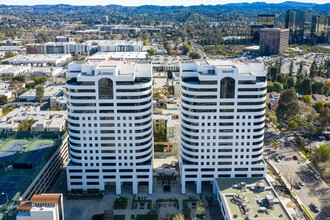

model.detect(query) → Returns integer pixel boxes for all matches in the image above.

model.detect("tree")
[310,60,317,78]
[8,80,23,97]
[288,120,298,130]
[189,52,201,59]
[314,101,324,113]
[4,51,15,58]
[195,200,205,217]
[273,82,283,93]
[301,95,312,104]
[147,48,156,56]
[18,118,35,131]
[289,59,294,77]
[311,81,324,94]
[33,76,48,85]
[173,214,184,220]
[287,77,294,89]
[297,61,304,75]
[182,42,192,55]
[145,204,159,220]
[323,82,330,96]
[314,144,330,162]
[182,205,191,217]
[276,89,300,123]
[284,174,296,190]
[12,75,26,83]
[0,96,7,104]
[36,85,45,101]
[154,123,166,142]
[269,66,279,82]
[267,84,274,92]
[319,107,330,127]
[296,78,311,95]
[25,82,36,90]
[143,40,148,46]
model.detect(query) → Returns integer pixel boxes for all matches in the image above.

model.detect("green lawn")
[114,215,125,220]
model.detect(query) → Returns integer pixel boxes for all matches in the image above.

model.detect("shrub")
[113,196,128,209]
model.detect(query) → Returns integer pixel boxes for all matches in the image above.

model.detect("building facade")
[257,14,276,27]
[285,9,305,43]
[179,60,267,194]
[311,15,329,36]
[259,28,289,55]
[66,60,153,195]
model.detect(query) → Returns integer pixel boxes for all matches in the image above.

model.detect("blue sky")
[1,0,328,6]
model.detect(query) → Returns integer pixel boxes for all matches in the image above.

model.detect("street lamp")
[1,192,8,204]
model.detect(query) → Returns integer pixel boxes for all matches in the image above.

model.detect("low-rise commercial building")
[26,42,92,55]
[17,194,65,220]
[96,40,143,52]
[0,106,67,131]
[19,84,65,102]
[3,54,71,66]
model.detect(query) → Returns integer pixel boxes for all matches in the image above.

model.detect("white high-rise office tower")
[179,60,267,194]
[66,60,153,195]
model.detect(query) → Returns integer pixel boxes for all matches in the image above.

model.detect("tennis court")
[0,142,27,162]
[0,175,26,205]
[21,142,53,163]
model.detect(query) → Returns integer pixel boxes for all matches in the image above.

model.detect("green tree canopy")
[274,82,283,93]
[267,84,274,93]
[312,81,324,94]
[182,42,192,55]
[12,75,26,83]
[189,52,201,59]
[314,101,324,113]
[33,76,48,85]
[36,85,45,101]
[276,89,300,122]
[296,78,312,95]
[301,95,312,104]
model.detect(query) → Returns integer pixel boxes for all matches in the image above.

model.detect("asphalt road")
[264,125,330,220]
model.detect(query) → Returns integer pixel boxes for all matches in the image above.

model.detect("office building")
[96,40,143,52]
[66,59,153,195]
[257,14,276,27]
[179,59,267,194]
[17,194,65,220]
[259,28,289,55]
[26,42,92,55]
[285,9,305,43]
[311,15,328,36]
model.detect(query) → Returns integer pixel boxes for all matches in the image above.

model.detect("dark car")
[310,202,320,213]
[293,155,298,160]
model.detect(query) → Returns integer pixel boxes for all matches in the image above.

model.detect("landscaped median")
[301,204,314,220]
[132,194,152,210]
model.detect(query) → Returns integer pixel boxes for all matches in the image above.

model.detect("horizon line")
[1,1,329,7]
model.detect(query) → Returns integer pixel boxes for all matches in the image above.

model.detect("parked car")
[299,181,304,186]
[296,183,301,189]
[293,155,298,160]
[314,174,321,180]
[275,157,281,162]
[310,202,320,213]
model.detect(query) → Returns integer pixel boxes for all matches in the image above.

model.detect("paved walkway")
[51,175,214,220]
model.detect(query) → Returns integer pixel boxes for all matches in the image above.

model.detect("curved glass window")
[220,77,235,98]
[98,78,113,99]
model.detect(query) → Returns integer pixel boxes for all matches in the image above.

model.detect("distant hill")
[0,1,329,11]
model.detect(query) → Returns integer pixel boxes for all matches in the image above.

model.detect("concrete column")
[213,181,217,194]
[116,181,121,195]
[196,181,202,194]
[133,181,138,195]
[148,180,153,195]
[181,179,186,195]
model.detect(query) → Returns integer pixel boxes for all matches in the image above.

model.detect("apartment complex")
[66,59,153,195]
[179,60,267,194]
[259,28,289,55]
[97,40,143,52]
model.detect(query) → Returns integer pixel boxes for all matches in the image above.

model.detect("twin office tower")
[66,58,267,195]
